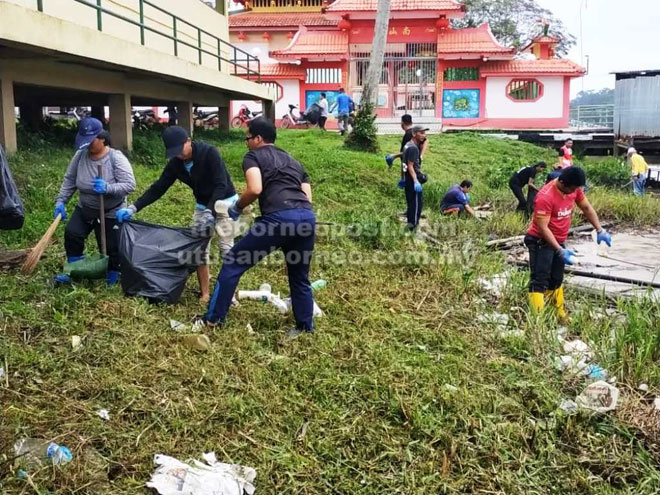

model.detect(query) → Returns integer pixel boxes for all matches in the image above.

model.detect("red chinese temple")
[229,0,584,130]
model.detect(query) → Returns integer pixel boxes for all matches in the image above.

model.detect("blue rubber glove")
[116,205,136,223]
[385,155,395,168]
[228,200,243,221]
[397,179,405,189]
[596,229,612,247]
[414,181,423,193]
[54,202,67,221]
[92,178,107,194]
[558,248,576,265]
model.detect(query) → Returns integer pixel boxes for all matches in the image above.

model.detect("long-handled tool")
[98,163,107,258]
[21,215,62,275]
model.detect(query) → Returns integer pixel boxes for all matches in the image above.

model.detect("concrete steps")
[376,118,443,135]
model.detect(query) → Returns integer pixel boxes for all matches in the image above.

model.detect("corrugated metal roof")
[481,59,585,76]
[325,0,464,12]
[229,12,337,29]
[438,24,514,55]
[615,75,660,137]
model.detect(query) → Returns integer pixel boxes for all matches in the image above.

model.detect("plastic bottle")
[14,438,73,469]
[311,280,327,291]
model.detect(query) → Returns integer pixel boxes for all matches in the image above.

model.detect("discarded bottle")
[311,280,327,291]
[14,438,73,470]
[586,364,609,381]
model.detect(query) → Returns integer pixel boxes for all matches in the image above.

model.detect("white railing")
[569,104,614,130]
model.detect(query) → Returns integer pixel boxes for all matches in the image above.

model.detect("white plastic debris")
[146,452,256,495]
[576,381,620,413]
[71,335,82,349]
[283,297,323,318]
[559,399,578,414]
[443,384,459,393]
[654,398,660,411]
[0,367,4,379]
[477,273,511,298]
[96,409,110,421]
[476,312,523,338]
[563,339,592,360]
[639,383,649,392]
[246,323,255,335]
[555,355,589,375]
[170,319,188,332]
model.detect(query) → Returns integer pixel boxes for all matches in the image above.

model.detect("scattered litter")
[238,285,288,314]
[559,399,578,414]
[170,319,188,332]
[585,364,609,381]
[477,272,511,298]
[443,384,459,393]
[563,339,592,360]
[416,345,428,352]
[182,334,211,352]
[146,452,256,495]
[576,381,620,413]
[0,367,4,379]
[14,438,73,469]
[246,323,254,334]
[283,297,324,318]
[654,398,660,411]
[96,409,110,421]
[555,355,588,375]
[71,335,82,349]
[639,383,649,392]
[477,312,523,338]
[557,326,568,341]
[311,279,327,291]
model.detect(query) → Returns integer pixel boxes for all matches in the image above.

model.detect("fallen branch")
[487,223,612,249]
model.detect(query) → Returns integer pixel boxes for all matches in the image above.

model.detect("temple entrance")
[349,43,437,118]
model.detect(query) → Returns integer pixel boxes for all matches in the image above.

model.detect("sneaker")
[53,274,72,285]
[286,328,313,339]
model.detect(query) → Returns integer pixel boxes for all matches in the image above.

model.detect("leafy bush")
[582,158,630,187]
[345,102,379,153]
[130,129,165,167]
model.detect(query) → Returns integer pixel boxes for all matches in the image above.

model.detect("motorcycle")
[132,108,157,129]
[194,107,219,128]
[231,105,262,128]
[280,104,321,129]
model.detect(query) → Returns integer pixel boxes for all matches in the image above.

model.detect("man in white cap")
[627,148,648,196]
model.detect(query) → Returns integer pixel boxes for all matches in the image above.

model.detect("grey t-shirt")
[55,148,136,217]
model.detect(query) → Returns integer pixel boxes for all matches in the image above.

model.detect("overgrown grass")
[1,129,660,494]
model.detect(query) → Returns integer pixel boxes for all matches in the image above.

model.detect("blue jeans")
[205,208,316,330]
[633,173,647,196]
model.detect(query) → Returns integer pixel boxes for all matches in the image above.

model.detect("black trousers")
[509,177,527,212]
[524,234,565,292]
[64,206,120,271]
[318,116,327,130]
[404,184,423,230]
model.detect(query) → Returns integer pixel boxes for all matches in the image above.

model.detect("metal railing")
[570,104,614,130]
[35,0,260,81]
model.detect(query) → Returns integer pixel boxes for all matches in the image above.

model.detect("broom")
[21,214,62,275]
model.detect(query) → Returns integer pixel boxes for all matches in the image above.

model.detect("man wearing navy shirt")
[440,180,476,217]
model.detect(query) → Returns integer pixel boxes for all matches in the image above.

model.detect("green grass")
[1,129,660,494]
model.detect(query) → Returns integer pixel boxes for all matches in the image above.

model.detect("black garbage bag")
[303,103,322,125]
[0,144,25,230]
[119,221,210,304]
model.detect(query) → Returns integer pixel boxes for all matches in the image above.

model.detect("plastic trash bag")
[303,103,322,125]
[119,221,209,304]
[0,144,25,230]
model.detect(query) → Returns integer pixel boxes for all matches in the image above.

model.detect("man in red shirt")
[525,167,612,322]
[559,138,573,168]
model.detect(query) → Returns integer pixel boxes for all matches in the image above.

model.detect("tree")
[571,88,615,107]
[345,0,390,153]
[454,0,576,56]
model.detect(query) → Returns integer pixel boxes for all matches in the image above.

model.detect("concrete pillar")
[0,77,17,153]
[177,101,193,136]
[19,103,43,131]
[262,99,275,124]
[109,93,132,152]
[91,105,105,123]
[218,106,230,131]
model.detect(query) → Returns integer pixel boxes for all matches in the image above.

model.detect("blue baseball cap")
[162,126,189,159]
[75,117,104,150]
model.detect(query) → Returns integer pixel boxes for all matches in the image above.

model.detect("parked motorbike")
[231,105,262,128]
[194,107,219,128]
[280,104,322,129]
[132,108,157,129]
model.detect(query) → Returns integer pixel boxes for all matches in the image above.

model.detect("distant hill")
[571,88,615,106]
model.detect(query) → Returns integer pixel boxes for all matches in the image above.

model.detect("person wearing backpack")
[53,118,136,285]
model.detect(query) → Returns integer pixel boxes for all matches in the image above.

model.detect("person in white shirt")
[318,93,329,131]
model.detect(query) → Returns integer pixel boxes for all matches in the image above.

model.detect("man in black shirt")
[509,161,546,215]
[116,126,240,302]
[402,126,429,230]
[204,118,316,337]
[384,114,429,172]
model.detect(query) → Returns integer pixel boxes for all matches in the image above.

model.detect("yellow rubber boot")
[529,292,545,314]
[552,287,570,324]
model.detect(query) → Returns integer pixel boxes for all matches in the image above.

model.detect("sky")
[228,0,660,97]
[535,0,659,96]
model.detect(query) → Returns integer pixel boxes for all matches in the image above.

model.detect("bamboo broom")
[21,214,62,275]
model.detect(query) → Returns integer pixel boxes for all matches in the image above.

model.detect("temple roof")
[438,24,515,57]
[325,0,464,13]
[229,12,337,29]
[271,29,348,59]
[259,63,307,79]
[480,59,586,77]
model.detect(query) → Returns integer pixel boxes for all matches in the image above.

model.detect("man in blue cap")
[115,126,241,302]
[54,117,136,285]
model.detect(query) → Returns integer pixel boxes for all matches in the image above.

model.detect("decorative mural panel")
[442,89,480,119]
[305,91,340,116]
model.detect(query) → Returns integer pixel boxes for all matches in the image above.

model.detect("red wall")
[349,19,439,44]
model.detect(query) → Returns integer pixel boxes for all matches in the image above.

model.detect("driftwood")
[487,223,612,250]
[0,249,30,269]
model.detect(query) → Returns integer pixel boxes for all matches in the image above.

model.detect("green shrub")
[130,129,165,167]
[582,157,630,187]
[345,102,379,153]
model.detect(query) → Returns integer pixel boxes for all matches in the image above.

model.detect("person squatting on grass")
[203,118,317,338]
[400,126,429,230]
[525,167,611,323]
[115,126,245,303]
[440,180,476,218]
[53,118,136,286]
[509,161,547,216]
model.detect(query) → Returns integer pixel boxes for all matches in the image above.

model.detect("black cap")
[162,126,189,159]
[412,125,430,133]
